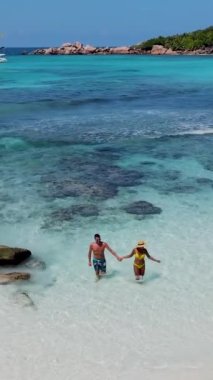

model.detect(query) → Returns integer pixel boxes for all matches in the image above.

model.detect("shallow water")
[0,55,213,379]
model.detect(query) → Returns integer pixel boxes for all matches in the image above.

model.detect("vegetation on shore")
[134,26,213,51]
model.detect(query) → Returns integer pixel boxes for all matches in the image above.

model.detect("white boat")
[0,53,7,63]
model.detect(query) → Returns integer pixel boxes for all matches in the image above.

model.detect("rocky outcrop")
[109,46,131,54]
[84,44,97,53]
[166,48,178,55]
[0,272,30,284]
[30,42,137,56]
[0,246,31,265]
[143,45,213,55]
[151,45,167,55]
[151,45,178,55]
[183,46,213,55]
[30,42,213,56]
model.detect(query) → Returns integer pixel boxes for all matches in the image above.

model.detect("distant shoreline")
[29,42,213,56]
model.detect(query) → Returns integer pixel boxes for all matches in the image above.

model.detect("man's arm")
[105,243,121,261]
[88,245,92,266]
[146,250,161,263]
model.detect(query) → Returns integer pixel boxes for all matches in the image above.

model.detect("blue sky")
[1,0,213,47]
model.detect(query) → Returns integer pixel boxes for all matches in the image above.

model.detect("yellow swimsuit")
[134,249,145,269]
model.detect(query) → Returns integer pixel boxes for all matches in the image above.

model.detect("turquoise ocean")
[0,54,213,380]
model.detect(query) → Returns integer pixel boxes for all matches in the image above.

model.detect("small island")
[30,26,213,56]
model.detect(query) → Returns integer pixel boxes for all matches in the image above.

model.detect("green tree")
[134,26,213,51]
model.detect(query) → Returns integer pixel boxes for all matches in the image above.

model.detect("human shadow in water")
[128,272,161,285]
[100,269,119,279]
[143,272,161,284]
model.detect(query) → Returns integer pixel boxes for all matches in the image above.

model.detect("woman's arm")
[146,250,160,263]
[120,249,135,260]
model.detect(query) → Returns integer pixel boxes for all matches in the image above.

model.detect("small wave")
[0,137,29,149]
[178,128,213,136]
[167,127,213,137]
[147,127,213,140]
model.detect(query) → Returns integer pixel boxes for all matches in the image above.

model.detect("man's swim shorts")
[93,258,106,273]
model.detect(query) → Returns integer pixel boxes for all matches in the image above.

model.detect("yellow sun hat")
[137,240,146,247]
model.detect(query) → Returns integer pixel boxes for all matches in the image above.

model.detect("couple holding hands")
[88,233,160,281]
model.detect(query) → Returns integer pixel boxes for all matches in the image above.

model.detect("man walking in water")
[88,234,121,280]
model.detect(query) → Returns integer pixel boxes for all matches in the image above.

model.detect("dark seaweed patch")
[172,153,185,159]
[43,180,118,200]
[41,151,143,201]
[50,204,99,222]
[123,200,162,216]
[164,184,198,194]
[196,177,213,187]
[140,161,156,166]
[200,159,213,172]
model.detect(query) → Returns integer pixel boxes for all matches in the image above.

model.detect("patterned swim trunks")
[93,258,106,273]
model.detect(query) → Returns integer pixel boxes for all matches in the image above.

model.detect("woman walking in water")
[120,240,160,280]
